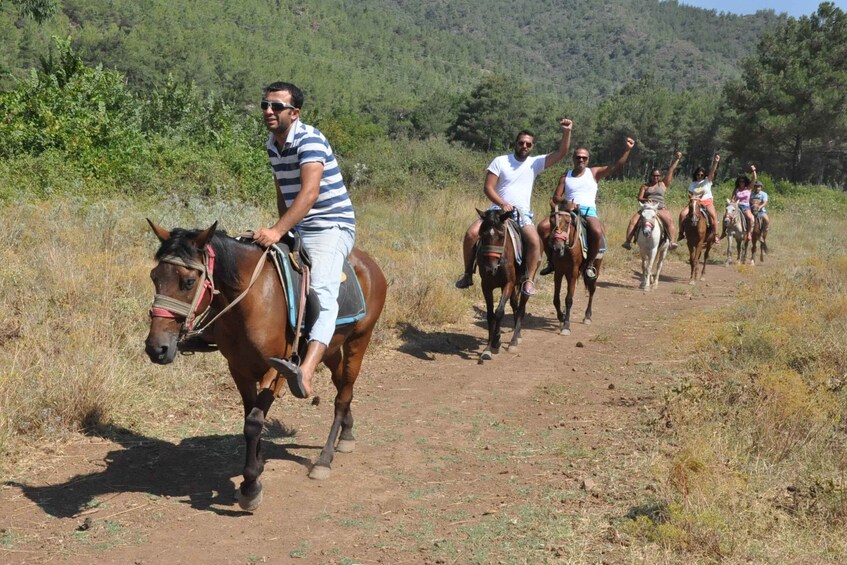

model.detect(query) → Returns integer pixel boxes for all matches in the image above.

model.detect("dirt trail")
[1,257,750,564]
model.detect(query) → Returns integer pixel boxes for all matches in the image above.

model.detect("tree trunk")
[791,135,802,184]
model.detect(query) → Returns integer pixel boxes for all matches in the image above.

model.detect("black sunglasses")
[261,99,297,112]
[516,141,534,147]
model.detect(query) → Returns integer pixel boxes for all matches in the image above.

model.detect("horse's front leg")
[552,267,567,335]
[725,236,732,265]
[654,245,668,289]
[688,243,698,285]
[563,264,579,333]
[480,285,497,360]
[233,368,277,511]
[491,283,511,353]
[700,242,711,281]
[640,248,650,290]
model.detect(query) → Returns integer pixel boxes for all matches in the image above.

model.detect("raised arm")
[707,153,720,183]
[663,151,683,187]
[550,173,567,208]
[543,118,574,170]
[592,137,636,181]
[750,164,758,184]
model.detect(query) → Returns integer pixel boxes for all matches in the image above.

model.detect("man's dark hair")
[514,130,535,144]
[573,146,591,156]
[264,82,304,109]
[692,166,707,181]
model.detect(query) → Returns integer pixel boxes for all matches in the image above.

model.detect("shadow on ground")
[4,423,315,518]
[397,322,482,360]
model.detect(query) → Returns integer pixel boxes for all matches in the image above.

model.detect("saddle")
[235,232,366,337]
[505,218,524,266]
[566,207,606,260]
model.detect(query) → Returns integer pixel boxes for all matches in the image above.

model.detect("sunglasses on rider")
[261,99,297,112]
[574,155,589,161]
[516,141,534,147]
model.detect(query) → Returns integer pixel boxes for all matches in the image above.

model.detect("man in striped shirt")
[253,82,354,399]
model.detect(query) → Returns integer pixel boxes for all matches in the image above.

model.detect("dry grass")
[626,194,847,562]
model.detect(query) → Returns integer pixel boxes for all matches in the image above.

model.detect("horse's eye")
[181,278,196,291]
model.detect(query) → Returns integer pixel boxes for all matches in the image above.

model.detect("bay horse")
[722,199,748,265]
[144,221,386,511]
[682,197,715,284]
[476,208,529,360]
[548,204,601,335]
[750,207,768,265]
[635,201,669,291]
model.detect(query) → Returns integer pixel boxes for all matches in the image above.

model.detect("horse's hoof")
[309,465,332,481]
[583,319,592,326]
[480,351,493,361]
[235,482,263,511]
[336,439,356,453]
[491,347,500,355]
[517,337,522,345]
[688,280,696,286]
[559,328,570,336]
[508,344,519,353]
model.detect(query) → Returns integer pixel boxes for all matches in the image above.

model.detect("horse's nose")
[145,339,174,364]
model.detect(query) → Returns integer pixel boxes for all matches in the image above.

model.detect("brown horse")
[476,208,529,360]
[750,207,768,264]
[144,221,386,511]
[682,197,715,284]
[548,205,601,336]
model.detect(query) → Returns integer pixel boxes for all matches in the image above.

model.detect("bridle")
[551,205,575,248]
[150,245,217,334]
[149,241,271,339]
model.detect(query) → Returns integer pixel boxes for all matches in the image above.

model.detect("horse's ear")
[147,219,171,242]
[475,208,485,219]
[195,222,218,249]
[726,198,731,205]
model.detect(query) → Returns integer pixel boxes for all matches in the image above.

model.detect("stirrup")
[584,266,597,279]
[521,279,537,296]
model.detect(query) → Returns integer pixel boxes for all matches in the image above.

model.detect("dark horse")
[476,208,529,360]
[548,204,601,336]
[144,221,386,511]
[750,207,768,265]
[682,197,715,284]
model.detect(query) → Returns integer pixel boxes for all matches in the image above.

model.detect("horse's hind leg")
[583,259,601,324]
[310,334,368,480]
[509,292,529,351]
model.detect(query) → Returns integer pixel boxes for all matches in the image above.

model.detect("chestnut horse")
[682,197,715,284]
[476,208,529,360]
[548,205,601,335]
[144,221,386,511]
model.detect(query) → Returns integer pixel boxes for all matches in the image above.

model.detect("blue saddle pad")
[271,244,367,330]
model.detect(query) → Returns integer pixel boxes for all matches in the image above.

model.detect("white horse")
[636,201,669,291]
[722,199,748,265]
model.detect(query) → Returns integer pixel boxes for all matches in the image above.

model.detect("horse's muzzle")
[145,332,179,364]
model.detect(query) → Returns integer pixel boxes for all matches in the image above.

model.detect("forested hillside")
[1,0,844,188]
[1,0,783,108]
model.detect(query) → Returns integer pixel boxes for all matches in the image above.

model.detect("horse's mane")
[154,228,248,290]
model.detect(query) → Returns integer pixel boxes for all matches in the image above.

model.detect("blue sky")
[680,0,847,17]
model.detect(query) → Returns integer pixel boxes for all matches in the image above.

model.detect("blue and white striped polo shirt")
[266,120,355,233]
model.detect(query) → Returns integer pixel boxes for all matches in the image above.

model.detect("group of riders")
[454,120,771,295]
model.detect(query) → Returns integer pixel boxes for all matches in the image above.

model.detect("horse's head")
[145,220,218,364]
[476,208,511,277]
[549,203,575,256]
[723,199,739,227]
[639,201,659,235]
[688,197,702,225]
